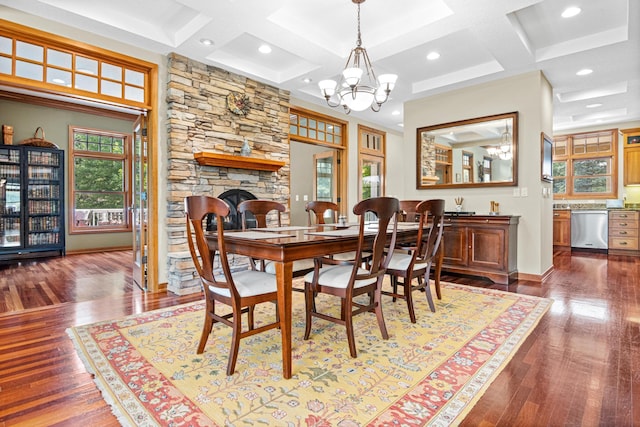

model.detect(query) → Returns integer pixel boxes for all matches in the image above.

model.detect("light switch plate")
[521,187,528,197]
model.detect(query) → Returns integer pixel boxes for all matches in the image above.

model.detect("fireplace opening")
[206,189,257,231]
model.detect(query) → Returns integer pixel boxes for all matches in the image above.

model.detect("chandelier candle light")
[318,0,397,114]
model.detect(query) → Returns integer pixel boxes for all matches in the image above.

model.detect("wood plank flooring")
[0,250,638,426]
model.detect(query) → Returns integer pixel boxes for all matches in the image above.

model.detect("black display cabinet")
[0,144,65,261]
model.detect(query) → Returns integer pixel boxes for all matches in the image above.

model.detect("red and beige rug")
[67,282,551,426]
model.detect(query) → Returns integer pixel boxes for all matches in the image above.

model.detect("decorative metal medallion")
[226,92,250,116]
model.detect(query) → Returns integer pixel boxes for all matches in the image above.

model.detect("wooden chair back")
[399,200,422,222]
[185,195,236,295]
[237,199,285,229]
[415,199,445,265]
[305,200,339,225]
[353,196,400,280]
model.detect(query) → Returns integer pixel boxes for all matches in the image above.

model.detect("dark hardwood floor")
[0,250,638,426]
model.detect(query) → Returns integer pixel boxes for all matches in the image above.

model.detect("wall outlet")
[513,188,520,197]
[303,195,308,201]
[521,187,528,197]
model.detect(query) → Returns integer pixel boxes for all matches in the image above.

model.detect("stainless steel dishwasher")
[571,210,608,249]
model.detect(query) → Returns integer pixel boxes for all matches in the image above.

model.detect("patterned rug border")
[67,283,552,426]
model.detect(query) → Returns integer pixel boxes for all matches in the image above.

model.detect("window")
[552,130,618,199]
[289,108,345,146]
[0,25,150,107]
[69,127,131,233]
[358,125,386,202]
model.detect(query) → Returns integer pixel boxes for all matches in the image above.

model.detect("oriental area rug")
[67,282,551,426]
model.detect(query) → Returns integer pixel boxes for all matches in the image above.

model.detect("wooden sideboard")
[441,214,519,284]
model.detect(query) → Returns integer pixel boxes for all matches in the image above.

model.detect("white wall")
[402,71,554,278]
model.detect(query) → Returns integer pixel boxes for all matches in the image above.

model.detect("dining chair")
[185,195,280,376]
[238,199,314,283]
[303,196,400,358]
[399,200,423,222]
[306,200,339,226]
[305,200,371,264]
[382,199,445,322]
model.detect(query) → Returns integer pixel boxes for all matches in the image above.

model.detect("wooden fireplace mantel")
[193,152,286,172]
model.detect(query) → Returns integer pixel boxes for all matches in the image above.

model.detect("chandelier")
[318,0,397,114]
[487,120,512,160]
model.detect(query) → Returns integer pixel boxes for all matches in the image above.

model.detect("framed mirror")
[417,111,518,189]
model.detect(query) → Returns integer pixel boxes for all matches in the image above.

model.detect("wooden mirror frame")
[416,111,518,189]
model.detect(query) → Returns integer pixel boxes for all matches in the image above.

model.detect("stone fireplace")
[165,53,291,295]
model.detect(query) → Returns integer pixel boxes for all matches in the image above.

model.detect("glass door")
[313,150,339,223]
[132,114,148,290]
[0,147,22,249]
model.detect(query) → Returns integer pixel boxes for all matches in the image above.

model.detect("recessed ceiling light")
[576,68,593,76]
[586,103,602,108]
[199,38,214,46]
[561,7,581,18]
[397,123,404,127]
[426,51,440,60]
[391,110,400,116]
[303,77,312,84]
[258,44,272,54]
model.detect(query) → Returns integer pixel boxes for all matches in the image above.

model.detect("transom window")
[69,127,131,233]
[289,109,344,145]
[0,23,149,107]
[552,129,618,199]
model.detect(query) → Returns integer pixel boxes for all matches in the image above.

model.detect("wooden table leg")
[275,261,293,379]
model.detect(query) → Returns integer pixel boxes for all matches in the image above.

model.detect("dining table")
[205,222,443,379]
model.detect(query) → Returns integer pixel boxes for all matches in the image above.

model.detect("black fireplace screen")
[206,189,257,231]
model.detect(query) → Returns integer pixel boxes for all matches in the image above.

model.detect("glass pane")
[15,60,43,81]
[46,67,71,86]
[289,113,298,125]
[362,158,383,199]
[318,131,325,141]
[74,158,124,191]
[309,119,316,129]
[101,79,122,97]
[552,161,566,177]
[124,69,144,86]
[553,178,566,194]
[0,36,11,55]
[0,56,10,75]
[16,41,43,61]
[300,128,307,137]
[574,177,610,193]
[101,63,122,81]
[75,74,98,92]
[573,158,609,176]
[318,122,325,131]
[289,124,298,135]
[76,56,98,75]
[47,49,71,68]
[74,194,126,226]
[309,129,316,139]
[124,85,144,102]
[300,117,307,127]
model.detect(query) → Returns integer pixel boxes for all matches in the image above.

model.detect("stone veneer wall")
[165,53,291,295]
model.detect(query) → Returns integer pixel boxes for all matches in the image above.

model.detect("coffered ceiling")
[1,0,638,132]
